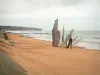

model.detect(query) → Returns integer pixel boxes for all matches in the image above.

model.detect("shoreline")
[7,30,100,50]
[13,32,99,51]
[34,38,100,51]
[7,32,100,52]
[9,31,100,50]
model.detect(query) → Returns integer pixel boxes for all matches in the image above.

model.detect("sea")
[6,30,100,50]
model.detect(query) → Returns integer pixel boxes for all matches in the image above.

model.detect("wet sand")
[1,33,100,75]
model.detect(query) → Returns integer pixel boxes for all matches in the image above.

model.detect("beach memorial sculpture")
[60,27,74,48]
[64,29,74,48]
[52,19,60,47]
[60,28,82,48]
[52,19,82,48]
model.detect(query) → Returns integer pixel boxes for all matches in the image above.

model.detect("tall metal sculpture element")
[61,25,65,48]
[52,19,60,47]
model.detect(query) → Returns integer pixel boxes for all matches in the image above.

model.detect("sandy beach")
[0,32,100,75]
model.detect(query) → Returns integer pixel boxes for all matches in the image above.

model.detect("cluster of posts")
[52,19,73,48]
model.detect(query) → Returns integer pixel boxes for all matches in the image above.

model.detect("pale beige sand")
[1,33,100,75]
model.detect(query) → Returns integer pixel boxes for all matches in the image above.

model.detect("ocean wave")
[32,33,51,35]
[82,41,100,44]
[92,37,100,39]
[20,32,51,35]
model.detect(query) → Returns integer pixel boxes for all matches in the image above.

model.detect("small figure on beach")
[67,35,72,48]
[64,29,73,48]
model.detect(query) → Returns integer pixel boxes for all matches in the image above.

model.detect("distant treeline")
[0,26,42,31]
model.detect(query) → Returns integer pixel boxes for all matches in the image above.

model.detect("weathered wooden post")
[52,19,60,47]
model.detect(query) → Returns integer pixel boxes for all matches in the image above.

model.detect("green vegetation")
[19,34,25,37]
[0,26,42,31]
[3,33,9,40]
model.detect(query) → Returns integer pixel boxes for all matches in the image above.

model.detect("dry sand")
[0,39,27,75]
[1,33,100,75]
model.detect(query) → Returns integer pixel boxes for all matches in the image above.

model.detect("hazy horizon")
[0,0,100,31]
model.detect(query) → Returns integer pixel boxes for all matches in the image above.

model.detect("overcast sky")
[0,0,100,31]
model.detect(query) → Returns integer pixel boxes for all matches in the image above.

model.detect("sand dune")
[0,33,100,75]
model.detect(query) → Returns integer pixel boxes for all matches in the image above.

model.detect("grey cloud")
[0,0,99,14]
[61,0,87,6]
[0,0,33,14]
[0,0,100,30]
[22,0,87,7]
